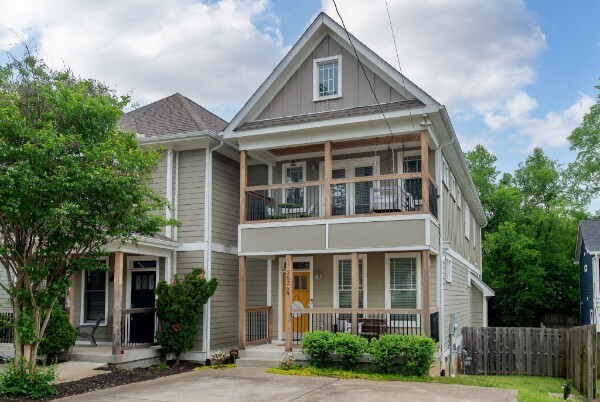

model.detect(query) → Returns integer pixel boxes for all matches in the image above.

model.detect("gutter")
[138,130,238,151]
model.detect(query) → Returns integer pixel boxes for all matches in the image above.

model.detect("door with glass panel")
[353,166,374,214]
[336,257,364,329]
[389,257,418,328]
[325,163,375,216]
[331,168,348,216]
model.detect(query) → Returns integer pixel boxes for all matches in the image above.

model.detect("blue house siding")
[580,239,594,325]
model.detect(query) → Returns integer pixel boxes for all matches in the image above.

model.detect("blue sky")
[1,0,598,206]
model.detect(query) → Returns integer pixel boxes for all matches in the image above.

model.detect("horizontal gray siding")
[471,286,484,327]
[248,165,268,186]
[443,258,472,338]
[0,266,10,307]
[247,258,268,308]
[210,252,239,350]
[211,153,239,246]
[177,149,205,242]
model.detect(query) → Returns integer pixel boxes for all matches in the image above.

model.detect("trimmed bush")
[369,334,403,374]
[397,335,436,376]
[333,333,368,370]
[39,306,76,363]
[301,331,335,368]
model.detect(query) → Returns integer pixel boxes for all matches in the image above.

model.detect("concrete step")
[236,358,281,368]
[238,349,306,360]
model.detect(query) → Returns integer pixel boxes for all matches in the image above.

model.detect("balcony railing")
[121,307,158,348]
[0,308,14,344]
[288,308,438,345]
[245,306,272,345]
[244,172,439,222]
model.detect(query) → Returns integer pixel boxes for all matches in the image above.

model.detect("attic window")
[314,55,342,101]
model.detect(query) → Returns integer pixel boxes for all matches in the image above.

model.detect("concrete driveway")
[58,367,517,401]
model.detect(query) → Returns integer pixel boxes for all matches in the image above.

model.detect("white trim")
[179,351,207,362]
[211,243,238,255]
[277,256,313,341]
[445,256,453,283]
[241,245,435,257]
[444,246,480,276]
[425,216,431,246]
[125,256,159,309]
[281,161,308,211]
[464,204,471,241]
[313,55,342,101]
[240,213,429,229]
[165,149,174,238]
[333,254,367,309]
[384,252,421,327]
[173,150,179,241]
[80,258,109,326]
[178,241,237,255]
[267,260,272,307]
[468,272,495,297]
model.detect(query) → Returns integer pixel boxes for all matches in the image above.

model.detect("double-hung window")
[465,204,471,240]
[282,162,306,210]
[335,256,366,309]
[402,155,422,201]
[386,255,419,323]
[313,56,342,101]
[82,259,108,325]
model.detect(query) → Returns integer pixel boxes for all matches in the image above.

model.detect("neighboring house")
[223,12,493,374]
[575,220,600,330]
[68,93,242,365]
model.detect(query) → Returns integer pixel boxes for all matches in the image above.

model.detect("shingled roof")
[580,220,600,253]
[119,93,227,137]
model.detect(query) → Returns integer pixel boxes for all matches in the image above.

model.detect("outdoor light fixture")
[314,271,323,281]
[291,160,296,167]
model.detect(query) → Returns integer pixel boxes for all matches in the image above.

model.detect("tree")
[465,144,500,215]
[154,268,217,365]
[567,81,600,206]
[0,53,172,376]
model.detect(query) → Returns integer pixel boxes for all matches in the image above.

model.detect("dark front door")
[130,271,156,344]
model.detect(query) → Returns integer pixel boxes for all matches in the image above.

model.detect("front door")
[130,271,156,344]
[283,271,311,338]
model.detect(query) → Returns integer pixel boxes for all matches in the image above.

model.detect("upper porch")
[239,131,440,255]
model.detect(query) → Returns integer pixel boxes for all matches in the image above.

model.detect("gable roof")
[224,12,437,134]
[119,93,227,137]
[576,220,600,260]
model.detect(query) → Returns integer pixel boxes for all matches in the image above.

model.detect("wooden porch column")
[421,250,431,337]
[240,150,248,224]
[284,255,293,351]
[420,130,429,214]
[68,274,76,326]
[112,251,124,356]
[238,256,247,350]
[351,252,359,335]
[324,141,332,218]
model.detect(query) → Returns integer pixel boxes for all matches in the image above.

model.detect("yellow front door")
[283,271,311,336]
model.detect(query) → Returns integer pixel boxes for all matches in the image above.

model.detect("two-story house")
[576,220,600,330]
[224,13,493,373]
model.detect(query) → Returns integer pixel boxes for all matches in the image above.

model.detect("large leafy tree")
[567,82,600,207]
[0,53,172,375]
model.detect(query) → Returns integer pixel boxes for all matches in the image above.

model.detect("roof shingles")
[580,220,600,253]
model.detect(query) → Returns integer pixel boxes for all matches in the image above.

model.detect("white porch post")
[351,252,359,335]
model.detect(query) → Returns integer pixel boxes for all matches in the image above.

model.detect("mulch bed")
[0,361,197,401]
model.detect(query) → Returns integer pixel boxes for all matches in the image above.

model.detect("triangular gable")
[225,12,437,134]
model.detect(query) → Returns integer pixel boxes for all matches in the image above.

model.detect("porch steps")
[236,347,305,368]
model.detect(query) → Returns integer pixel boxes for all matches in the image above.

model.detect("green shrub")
[301,331,335,368]
[0,359,57,399]
[397,335,436,376]
[333,333,368,370]
[39,306,77,362]
[369,334,403,374]
[155,268,218,365]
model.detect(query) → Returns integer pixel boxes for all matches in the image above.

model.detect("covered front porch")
[238,250,439,351]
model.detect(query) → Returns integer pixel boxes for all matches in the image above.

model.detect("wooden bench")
[359,318,387,340]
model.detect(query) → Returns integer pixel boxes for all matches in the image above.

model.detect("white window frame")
[445,256,453,283]
[450,173,456,200]
[457,186,462,209]
[281,161,307,212]
[313,55,342,101]
[465,204,471,240]
[126,256,159,309]
[442,158,449,187]
[80,257,109,326]
[333,254,368,309]
[384,253,421,327]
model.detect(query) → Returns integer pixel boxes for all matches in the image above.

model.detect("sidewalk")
[58,367,517,401]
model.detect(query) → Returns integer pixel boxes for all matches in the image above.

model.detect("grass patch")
[267,367,578,402]
[194,364,236,371]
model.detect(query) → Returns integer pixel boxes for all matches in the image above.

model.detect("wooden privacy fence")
[462,326,596,400]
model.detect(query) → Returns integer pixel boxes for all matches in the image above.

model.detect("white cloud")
[321,0,546,114]
[0,0,286,120]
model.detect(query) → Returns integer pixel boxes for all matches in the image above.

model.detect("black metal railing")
[246,184,323,221]
[246,306,272,344]
[429,179,438,219]
[0,308,14,343]
[289,308,426,345]
[334,178,421,216]
[121,307,157,348]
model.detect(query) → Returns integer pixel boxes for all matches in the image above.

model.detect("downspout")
[203,135,225,359]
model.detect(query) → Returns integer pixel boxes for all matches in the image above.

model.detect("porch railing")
[121,307,158,348]
[246,183,324,221]
[289,308,432,345]
[429,179,438,219]
[245,306,272,344]
[0,308,14,344]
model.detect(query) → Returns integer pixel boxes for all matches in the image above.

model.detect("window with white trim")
[82,261,108,324]
[388,256,417,321]
[445,257,453,283]
[457,186,462,209]
[335,256,366,309]
[450,173,456,200]
[313,55,342,101]
[442,159,449,187]
[282,161,306,209]
[465,204,471,240]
